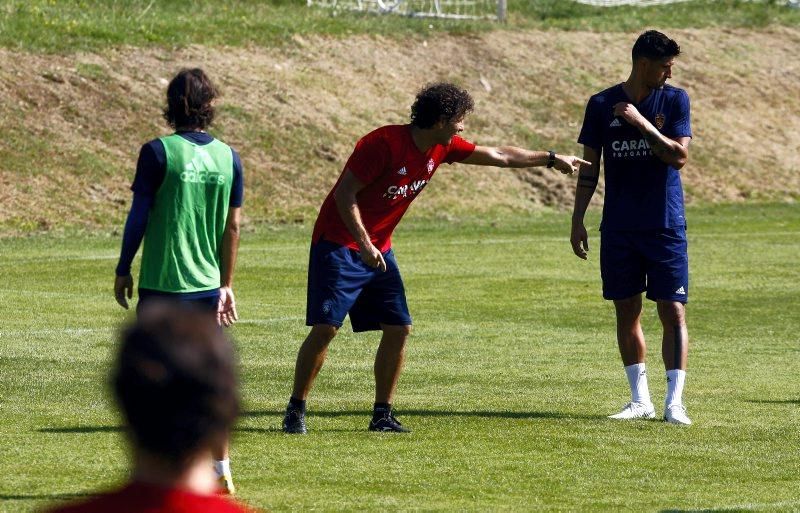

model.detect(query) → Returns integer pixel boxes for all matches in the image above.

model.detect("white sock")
[624,363,652,405]
[665,369,686,407]
[214,459,231,478]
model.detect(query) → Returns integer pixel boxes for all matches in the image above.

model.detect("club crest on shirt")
[427,158,435,174]
[655,113,666,130]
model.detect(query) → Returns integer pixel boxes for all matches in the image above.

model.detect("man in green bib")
[113,68,243,494]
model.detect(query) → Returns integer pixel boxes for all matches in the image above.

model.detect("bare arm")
[570,146,602,260]
[333,169,386,272]
[461,145,589,175]
[218,207,241,327]
[614,102,690,169]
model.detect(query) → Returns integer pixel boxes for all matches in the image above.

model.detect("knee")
[658,302,685,326]
[614,297,642,326]
[382,324,411,342]
[309,324,338,346]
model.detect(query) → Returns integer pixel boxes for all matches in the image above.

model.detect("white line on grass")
[0,254,118,264]
[336,230,800,249]
[0,327,113,338]
[2,231,795,263]
[706,499,800,511]
[0,289,95,298]
[236,317,305,325]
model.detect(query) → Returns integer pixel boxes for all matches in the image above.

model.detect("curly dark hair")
[113,303,239,465]
[163,68,219,130]
[632,30,681,62]
[410,82,474,129]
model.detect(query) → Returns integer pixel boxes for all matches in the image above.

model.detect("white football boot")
[664,404,692,425]
[608,401,656,420]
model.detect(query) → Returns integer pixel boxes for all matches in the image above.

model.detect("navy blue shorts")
[306,240,412,332]
[136,288,220,316]
[600,227,689,303]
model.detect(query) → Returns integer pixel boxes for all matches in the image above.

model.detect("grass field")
[1,0,799,52]
[1,203,798,512]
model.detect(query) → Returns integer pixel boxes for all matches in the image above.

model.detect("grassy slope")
[0,1,799,235]
[0,203,798,512]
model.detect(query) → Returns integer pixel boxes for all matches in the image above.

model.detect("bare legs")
[613,295,688,371]
[658,300,687,370]
[374,324,410,404]
[290,323,410,404]
[291,324,338,400]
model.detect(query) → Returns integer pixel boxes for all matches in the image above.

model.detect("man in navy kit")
[570,31,693,425]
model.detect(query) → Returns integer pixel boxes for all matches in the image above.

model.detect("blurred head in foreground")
[47,302,250,513]
[115,301,240,467]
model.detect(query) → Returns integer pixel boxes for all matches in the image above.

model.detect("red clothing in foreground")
[45,481,253,513]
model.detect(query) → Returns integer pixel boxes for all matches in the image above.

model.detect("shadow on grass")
[745,399,800,405]
[661,509,750,513]
[38,410,604,436]
[241,409,603,420]
[0,492,93,501]
[38,426,123,434]
[236,426,364,434]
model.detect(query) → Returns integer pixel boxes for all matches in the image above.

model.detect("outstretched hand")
[114,274,133,309]
[218,286,239,327]
[554,154,592,175]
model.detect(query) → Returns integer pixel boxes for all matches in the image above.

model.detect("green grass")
[1,203,799,511]
[1,0,798,52]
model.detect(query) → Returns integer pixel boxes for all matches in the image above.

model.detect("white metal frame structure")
[307,0,507,21]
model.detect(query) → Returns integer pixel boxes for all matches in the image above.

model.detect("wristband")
[546,150,556,168]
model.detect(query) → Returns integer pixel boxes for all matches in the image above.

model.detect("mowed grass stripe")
[0,204,798,512]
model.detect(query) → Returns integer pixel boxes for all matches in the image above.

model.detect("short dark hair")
[163,68,219,130]
[410,82,474,129]
[113,303,239,465]
[632,30,681,62]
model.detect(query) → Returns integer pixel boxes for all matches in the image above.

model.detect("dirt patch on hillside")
[1,26,798,233]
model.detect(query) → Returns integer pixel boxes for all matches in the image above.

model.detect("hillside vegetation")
[0,2,799,234]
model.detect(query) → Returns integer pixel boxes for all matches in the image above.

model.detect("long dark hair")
[162,68,219,130]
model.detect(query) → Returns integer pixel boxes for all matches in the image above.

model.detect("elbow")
[227,220,241,239]
[673,155,688,170]
[334,186,355,209]
[333,185,345,205]
[673,146,689,170]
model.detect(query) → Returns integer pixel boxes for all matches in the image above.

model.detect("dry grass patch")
[1,26,798,234]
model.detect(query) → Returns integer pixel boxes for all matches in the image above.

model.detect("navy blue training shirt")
[578,83,691,231]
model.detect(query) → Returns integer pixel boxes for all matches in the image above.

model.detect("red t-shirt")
[312,124,476,252]
[45,482,254,513]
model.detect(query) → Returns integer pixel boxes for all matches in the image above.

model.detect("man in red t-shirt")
[283,83,588,434]
[45,304,255,513]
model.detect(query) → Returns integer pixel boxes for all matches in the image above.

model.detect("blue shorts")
[137,288,220,316]
[306,240,412,332]
[600,227,689,303]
